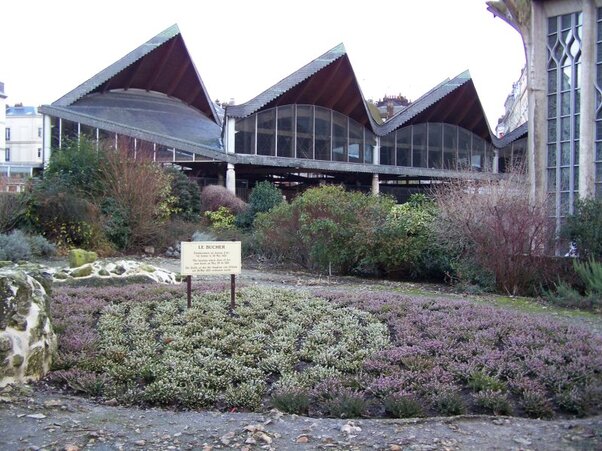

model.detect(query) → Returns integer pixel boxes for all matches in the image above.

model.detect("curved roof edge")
[377,71,472,136]
[492,121,528,148]
[226,43,347,118]
[40,104,230,162]
[51,24,221,125]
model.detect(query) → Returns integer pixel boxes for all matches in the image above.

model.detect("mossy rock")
[54,272,70,280]
[111,265,127,276]
[61,274,153,288]
[98,269,110,277]
[25,347,44,376]
[69,249,98,268]
[70,264,93,278]
[12,354,24,368]
[0,261,13,269]
[139,264,156,273]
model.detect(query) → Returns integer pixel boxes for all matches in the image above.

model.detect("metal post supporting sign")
[180,241,242,309]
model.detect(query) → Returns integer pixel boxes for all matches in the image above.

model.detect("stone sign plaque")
[180,241,241,276]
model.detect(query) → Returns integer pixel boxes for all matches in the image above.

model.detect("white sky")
[3,0,525,129]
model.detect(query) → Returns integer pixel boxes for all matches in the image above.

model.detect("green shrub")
[0,230,31,261]
[574,258,602,298]
[520,389,554,418]
[44,137,105,197]
[359,194,446,279]
[468,370,506,392]
[546,258,602,310]
[255,185,395,273]
[27,234,56,257]
[324,390,368,418]
[165,167,201,221]
[236,181,283,229]
[205,206,236,230]
[100,197,131,250]
[271,388,310,414]
[562,198,602,261]
[473,390,513,415]
[26,182,101,249]
[383,393,424,418]
[433,390,466,416]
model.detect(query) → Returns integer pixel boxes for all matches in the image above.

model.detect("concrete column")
[373,137,380,165]
[492,149,500,174]
[579,0,597,199]
[226,163,236,194]
[225,117,236,154]
[42,114,51,168]
[528,1,549,205]
[371,174,380,195]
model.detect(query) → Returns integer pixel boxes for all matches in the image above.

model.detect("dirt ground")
[2,257,601,451]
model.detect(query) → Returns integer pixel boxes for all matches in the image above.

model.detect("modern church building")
[40,24,526,202]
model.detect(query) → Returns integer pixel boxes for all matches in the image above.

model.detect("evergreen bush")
[236,181,283,229]
[562,198,602,261]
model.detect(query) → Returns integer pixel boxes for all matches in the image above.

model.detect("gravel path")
[1,385,601,450]
[3,256,600,450]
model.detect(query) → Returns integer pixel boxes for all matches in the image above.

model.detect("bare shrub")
[98,140,174,250]
[432,172,554,295]
[200,185,247,214]
[0,192,27,233]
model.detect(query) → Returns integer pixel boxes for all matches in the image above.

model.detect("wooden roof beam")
[304,58,345,105]
[123,59,144,91]
[322,74,354,109]
[185,85,202,105]
[167,59,191,96]
[145,37,179,91]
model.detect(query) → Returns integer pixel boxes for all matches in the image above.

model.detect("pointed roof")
[53,24,220,124]
[377,71,493,140]
[227,44,379,128]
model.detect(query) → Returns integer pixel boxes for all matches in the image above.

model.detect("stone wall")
[0,267,56,387]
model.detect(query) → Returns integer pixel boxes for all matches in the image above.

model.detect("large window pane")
[472,136,485,171]
[332,112,348,162]
[427,123,443,169]
[235,116,255,154]
[277,106,294,158]
[348,120,363,163]
[458,128,471,170]
[315,108,331,161]
[380,134,395,165]
[296,105,313,159]
[396,126,411,167]
[257,109,276,156]
[412,124,427,168]
[365,131,375,164]
[443,124,457,170]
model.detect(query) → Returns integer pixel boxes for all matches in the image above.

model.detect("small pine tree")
[236,181,283,229]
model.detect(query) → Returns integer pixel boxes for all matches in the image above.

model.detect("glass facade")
[234,106,496,172]
[380,123,494,172]
[547,12,582,220]
[235,105,376,164]
[50,117,197,163]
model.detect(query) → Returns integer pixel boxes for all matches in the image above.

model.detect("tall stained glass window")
[547,11,582,227]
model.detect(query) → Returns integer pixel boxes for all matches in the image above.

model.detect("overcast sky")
[3,0,525,129]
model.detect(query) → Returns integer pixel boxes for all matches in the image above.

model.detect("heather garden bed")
[48,283,602,419]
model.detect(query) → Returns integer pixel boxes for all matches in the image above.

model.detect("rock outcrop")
[0,268,57,387]
[52,260,178,286]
